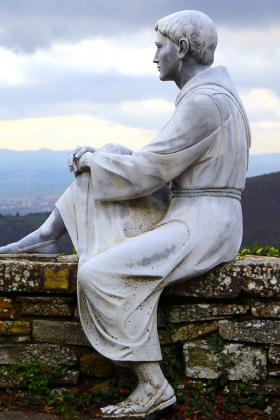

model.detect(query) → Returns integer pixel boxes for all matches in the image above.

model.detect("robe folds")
[56,66,251,362]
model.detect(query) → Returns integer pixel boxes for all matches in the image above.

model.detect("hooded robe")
[56,66,251,361]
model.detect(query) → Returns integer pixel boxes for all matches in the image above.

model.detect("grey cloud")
[0,71,177,123]
[0,58,279,129]
[0,0,279,52]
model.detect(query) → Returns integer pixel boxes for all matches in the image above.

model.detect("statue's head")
[154,10,218,82]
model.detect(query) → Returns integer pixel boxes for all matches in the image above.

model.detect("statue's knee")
[78,263,92,290]
[78,259,101,290]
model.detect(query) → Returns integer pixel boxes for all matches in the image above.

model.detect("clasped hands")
[68,146,96,175]
[68,144,133,175]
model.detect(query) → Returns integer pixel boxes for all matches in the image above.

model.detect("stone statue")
[0,10,250,417]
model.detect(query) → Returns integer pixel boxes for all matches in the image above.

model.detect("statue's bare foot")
[100,379,176,417]
[0,208,65,255]
[0,239,58,255]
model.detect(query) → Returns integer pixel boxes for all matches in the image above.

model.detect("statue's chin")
[158,72,173,82]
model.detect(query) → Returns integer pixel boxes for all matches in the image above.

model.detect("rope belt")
[171,188,242,201]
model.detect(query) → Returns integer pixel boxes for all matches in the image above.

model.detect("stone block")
[0,259,41,292]
[168,303,249,323]
[16,296,74,317]
[183,340,267,381]
[80,352,114,378]
[0,335,30,344]
[164,263,241,299]
[0,321,30,336]
[223,343,267,381]
[0,343,78,366]
[44,268,69,290]
[269,345,280,364]
[164,256,280,299]
[1,255,280,298]
[269,370,280,377]
[32,319,90,346]
[252,302,280,318]
[219,320,280,344]
[0,255,78,293]
[171,321,218,342]
[0,297,15,319]
[183,340,221,379]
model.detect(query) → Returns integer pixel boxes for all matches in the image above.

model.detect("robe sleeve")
[86,93,222,201]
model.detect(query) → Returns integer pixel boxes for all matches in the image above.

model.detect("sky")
[0,0,279,155]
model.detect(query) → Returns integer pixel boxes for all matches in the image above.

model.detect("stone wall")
[0,254,280,400]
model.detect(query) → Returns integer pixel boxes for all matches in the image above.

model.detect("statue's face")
[153,32,179,81]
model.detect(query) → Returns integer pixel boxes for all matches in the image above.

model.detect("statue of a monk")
[0,10,250,417]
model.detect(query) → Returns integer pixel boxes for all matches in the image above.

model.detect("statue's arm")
[86,94,222,201]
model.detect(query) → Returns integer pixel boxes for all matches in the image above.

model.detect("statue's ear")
[178,38,189,58]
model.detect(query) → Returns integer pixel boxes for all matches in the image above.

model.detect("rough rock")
[0,321,30,336]
[164,256,280,299]
[0,255,78,293]
[16,296,74,317]
[172,321,219,342]
[1,255,280,298]
[168,303,249,323]
[0,343,77,366]
[0,335,30,344]
[269,345,280,365]
[252,302,280,318]
[183,340,222,379]
[0,297,15,319]
[32,319,90,346]
[219,320,280,344]
[269,370,280,377]
[223,343,267,380]
[183,340,267,380]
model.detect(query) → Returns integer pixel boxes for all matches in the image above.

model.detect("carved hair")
[155,10,218,66]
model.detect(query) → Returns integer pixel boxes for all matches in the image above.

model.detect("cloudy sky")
[0,0,279,155]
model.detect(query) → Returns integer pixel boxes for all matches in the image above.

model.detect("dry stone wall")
[0,254,280,398]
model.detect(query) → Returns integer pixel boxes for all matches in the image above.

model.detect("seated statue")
[0,10,250,417]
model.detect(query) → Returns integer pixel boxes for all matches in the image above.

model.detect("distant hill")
[242,172,280,247]
[0,149,279,215]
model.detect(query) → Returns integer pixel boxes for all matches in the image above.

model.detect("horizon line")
[0,148,279,157]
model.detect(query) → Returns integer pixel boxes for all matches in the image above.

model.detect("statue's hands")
[68,146,96,173]
[74,152,93,175]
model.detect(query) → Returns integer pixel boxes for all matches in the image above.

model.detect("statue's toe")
[100,380,176,417]
[0,244,18,254]
[100,404,120,415]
